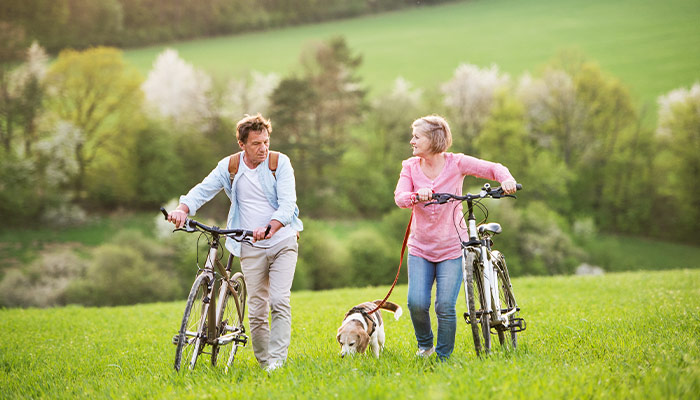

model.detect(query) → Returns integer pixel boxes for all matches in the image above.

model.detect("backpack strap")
[268,151,279,178]
[228,151,280,185]
[228,152,242,185]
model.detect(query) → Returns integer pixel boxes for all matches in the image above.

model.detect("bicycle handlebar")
[425,183,523,206]
[160,207,253,242]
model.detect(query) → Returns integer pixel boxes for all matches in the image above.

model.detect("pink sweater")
[394,153,514,262]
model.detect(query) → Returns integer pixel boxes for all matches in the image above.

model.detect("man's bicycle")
[160,208,253,372]
[426,183,526,356]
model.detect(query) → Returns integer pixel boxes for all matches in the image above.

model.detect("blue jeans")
[407,254,463,359]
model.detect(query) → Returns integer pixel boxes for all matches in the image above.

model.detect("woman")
[394,115,517,360]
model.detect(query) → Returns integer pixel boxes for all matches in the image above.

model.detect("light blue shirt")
[179,152,303,256]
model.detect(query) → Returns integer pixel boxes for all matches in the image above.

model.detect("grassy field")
[122,0,700,107]
[1,269,698,399]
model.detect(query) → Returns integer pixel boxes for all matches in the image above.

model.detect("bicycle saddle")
[478,223,502,235]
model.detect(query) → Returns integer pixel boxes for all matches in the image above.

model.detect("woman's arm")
[394,160,416,208]
[456,153,514,184]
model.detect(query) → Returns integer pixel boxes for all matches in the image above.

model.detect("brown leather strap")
[269,151,279,178]
[228,151,242,184]
[229,151,280,183]
[368,210,413,315]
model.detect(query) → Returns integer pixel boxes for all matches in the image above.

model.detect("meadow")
[1,269,698,399]
[122,0,700,107]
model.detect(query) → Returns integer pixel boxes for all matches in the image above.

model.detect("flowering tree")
[441,63,510,152]
[141,48,212,129]
[220,71,280,121]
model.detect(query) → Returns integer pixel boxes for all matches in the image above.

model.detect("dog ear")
[356,330,370,353]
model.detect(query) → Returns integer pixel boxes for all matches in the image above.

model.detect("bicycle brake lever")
[424,201,438,207]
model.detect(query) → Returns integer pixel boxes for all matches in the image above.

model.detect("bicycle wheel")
[464,251,490,356]
[214,272,247,370]
[493,251,518,349]
[174,274,210,372]
[475,259,491,355]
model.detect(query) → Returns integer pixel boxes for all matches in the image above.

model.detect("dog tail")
[373,300,403,320]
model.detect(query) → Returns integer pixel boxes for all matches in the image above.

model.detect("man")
[167,113,303,372]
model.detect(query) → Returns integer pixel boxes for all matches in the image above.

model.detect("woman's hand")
[416,187,433,202]
[501,179,517,195]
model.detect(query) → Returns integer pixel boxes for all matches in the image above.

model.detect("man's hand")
[252,219,284,242]
[167,205,190,229]
[501,179,518,195]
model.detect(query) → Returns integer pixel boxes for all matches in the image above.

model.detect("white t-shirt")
[235,158,296,248]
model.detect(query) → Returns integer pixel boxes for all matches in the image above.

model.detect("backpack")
[228,151,279,185]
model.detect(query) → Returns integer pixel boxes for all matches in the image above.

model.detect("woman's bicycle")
[160,208,253,372]
[426,183,526,356]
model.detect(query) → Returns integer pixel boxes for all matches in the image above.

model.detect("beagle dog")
[336,300,402,358]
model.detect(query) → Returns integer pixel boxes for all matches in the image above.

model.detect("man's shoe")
[416,346,435,358]
[264,359,284,373]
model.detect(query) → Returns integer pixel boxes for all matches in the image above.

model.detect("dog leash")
[367,209,413,315]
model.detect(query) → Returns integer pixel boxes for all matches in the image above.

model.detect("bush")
[296,220,350,290]
[0,249,87,308]
[65,230,182,306]
[346,228,396,287]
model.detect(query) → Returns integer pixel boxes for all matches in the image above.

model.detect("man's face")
[239,129,270,167]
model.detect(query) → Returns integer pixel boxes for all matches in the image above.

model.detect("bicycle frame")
[461,198,507,328]
[194,235,246,349]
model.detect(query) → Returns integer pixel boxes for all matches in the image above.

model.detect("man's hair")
[236,113,272,144]
[411,114,452,154]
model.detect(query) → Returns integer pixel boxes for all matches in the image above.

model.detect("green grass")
[123,0,700,107]
[582,234,700,272]
[1,269,698,399]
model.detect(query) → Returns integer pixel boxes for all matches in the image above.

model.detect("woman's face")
[410,128,431,157]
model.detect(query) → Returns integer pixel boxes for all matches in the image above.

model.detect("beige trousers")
[240,235,298,367]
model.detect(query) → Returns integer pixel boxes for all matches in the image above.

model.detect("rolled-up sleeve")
[394,159,416,209]
[179,159,228,216]
[456,153,514,183]
[270,154,297,226]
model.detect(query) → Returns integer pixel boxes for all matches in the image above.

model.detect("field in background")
[1,269,698,399]
[2,212,700,275]
[123,0,700,107]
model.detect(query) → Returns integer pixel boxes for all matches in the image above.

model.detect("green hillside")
[2,269,698,399]
[123,0,700,107]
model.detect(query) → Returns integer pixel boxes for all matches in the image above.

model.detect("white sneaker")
[416,347,435,358]
[264,359,284,373]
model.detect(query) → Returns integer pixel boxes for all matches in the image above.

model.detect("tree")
[44,47,143,201]
[654,83,700,240]
[271,36,366,217]
[441,63,510,153]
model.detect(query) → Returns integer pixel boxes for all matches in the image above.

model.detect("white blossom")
[441,63,510,136]
[220,71,280,121]
[35,121,83,185]
[141,49,213,127]
[657,82,700,137]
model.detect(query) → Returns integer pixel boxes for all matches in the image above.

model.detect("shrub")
[346,228,395,287]
[296,220,350,290]
[65,230,181,306]
[0,249,87,308]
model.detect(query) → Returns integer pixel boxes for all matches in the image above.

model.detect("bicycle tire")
[475,259,491,355]
[494,251,518,349]
[214,272,247,371]
[174,274,210,372]
[464,251,483,356]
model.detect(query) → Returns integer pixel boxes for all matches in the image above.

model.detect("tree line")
[1,0,454,56]
[0,37,698,306]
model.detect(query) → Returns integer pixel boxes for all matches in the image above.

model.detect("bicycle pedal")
[511,318,526,333]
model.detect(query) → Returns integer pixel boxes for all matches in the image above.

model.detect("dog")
[336,300,402,358]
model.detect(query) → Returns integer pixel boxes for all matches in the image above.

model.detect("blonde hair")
[411,115,452,153]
